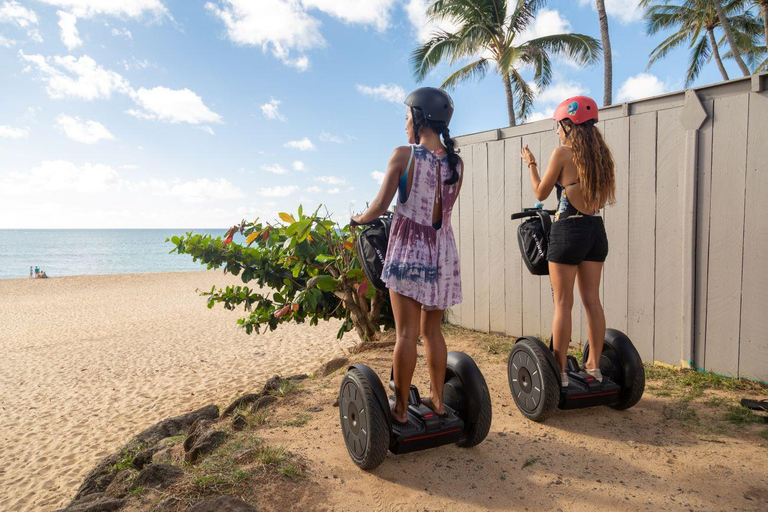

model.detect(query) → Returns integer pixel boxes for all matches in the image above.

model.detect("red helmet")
[553,96,598,125]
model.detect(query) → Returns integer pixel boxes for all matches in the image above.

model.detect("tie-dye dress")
[381,145,463,310]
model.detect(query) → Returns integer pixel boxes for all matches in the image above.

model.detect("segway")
[508,205,645,422]
[338,352,492,469]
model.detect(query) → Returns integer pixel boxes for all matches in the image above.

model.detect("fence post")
[679,90,708,368]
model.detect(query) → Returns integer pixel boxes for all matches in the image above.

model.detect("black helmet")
[404,87,454,126]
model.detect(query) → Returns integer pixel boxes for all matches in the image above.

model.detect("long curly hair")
[562,119,616,212]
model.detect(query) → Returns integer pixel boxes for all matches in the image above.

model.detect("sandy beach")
[0,271,351,511]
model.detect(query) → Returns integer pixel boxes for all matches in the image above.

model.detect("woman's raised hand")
[520,144,536,166]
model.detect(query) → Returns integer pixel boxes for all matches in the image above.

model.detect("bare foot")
[390,405,408,424]
[421,397,446,416]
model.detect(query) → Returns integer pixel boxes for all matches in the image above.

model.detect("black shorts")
[547,216,608,265]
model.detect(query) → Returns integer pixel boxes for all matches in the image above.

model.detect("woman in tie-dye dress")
[350,87,463,424]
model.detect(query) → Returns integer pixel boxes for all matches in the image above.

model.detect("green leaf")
[346,269,364,280]
[310,275,338,292]
[279,212,296,224]
[316,254,335,264]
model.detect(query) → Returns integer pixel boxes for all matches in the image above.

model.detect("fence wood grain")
[504,138,523,336]
[738,92,768,381]
[488,140,506,333]
[705,94,749,377]
[627,112,657,363]
[458,147,475,330]
[472,143,490,332]
[602,117,630,333]
[654,108,685,365]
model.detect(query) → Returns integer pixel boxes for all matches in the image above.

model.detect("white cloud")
[292,160,305,171]
[20,52,132,100]
[526,109,555,123]
[616,73,670,102]
[57,11,82,50]
[327,187,340,194]
[122,57,156,71]
[0,125,29,138]
[301,0,396,32]
[261,98,285,121]
[111,27,132,39]
[0,1,42,42]
[518,8,571,44]
[305,186,321,193]
[159,178,243,203]
[261,163,289,175]
[0,34,17,47]
[128,86,222,125]
[0,1,37,27]
[370,171,384,184]
[405,0,460,43]
[205,0,323,71]
[257,185,299,197]
[314,175,346,185]
[319,130,343,143]
[1,160,122,194]
[578,0,642,25]
[37,0,168,19]
[356,83,406,103]
[284,137,316,151]
[534,81,589,105]
[55,114,114,144]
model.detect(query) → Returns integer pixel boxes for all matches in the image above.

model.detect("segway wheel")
[508,339,560,422]
[442,352,492,448]
[583,329,645,410]
[339,369,389,470]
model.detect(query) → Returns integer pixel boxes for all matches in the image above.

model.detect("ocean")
[0,229,233,280]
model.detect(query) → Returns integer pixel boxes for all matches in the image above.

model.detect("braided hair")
[411,107,460,185]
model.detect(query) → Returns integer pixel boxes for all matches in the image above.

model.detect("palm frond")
[509,67,536,121]
[685,34,711,87]
[440,58,491,90]
[410,31,463,82]
[647,31,690,69]
[520,33,602,66]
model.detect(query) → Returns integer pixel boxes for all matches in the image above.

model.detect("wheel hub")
[509,349,543,413]
[340,380,368,458]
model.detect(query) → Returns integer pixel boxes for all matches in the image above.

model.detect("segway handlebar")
[511,208,556,220]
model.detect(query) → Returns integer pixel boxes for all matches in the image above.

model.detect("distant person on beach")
[30,266,33,278]
[351,87,463,424]
[520,96,616,387]
[34,266,39,278]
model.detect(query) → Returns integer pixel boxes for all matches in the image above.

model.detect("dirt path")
[259,328,768,511]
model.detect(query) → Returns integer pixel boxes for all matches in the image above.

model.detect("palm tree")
[642,0,760,86]
[411,0,601,126]
[712,0,752,74]
[757,1,768,53]
[596,0,613,105]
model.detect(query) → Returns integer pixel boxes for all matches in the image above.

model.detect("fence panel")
[488,141,506,333]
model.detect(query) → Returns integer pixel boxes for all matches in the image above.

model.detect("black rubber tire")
[457,377,492,448]
[338,369,389,470]
[508,339,560,422]
[609,363,645,410]
[583,335,645,411]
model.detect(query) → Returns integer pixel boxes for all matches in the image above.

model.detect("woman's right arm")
[351,146,411,225]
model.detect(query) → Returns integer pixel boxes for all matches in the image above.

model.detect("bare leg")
[548,262,579,373]
[420,309,447,414]
[577,261,605,369]
[389,290,422,423]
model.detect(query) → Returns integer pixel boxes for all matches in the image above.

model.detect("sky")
[0,0,750,228]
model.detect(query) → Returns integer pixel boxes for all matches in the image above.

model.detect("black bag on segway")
[517,211,552,276]
[355,212,393,291]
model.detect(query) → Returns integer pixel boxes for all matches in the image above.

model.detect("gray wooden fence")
[449,72,768,382]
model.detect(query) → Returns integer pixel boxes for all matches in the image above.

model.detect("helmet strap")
[559,120,572,138]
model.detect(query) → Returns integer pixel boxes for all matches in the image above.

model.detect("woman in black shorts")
[520,96,616,387]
